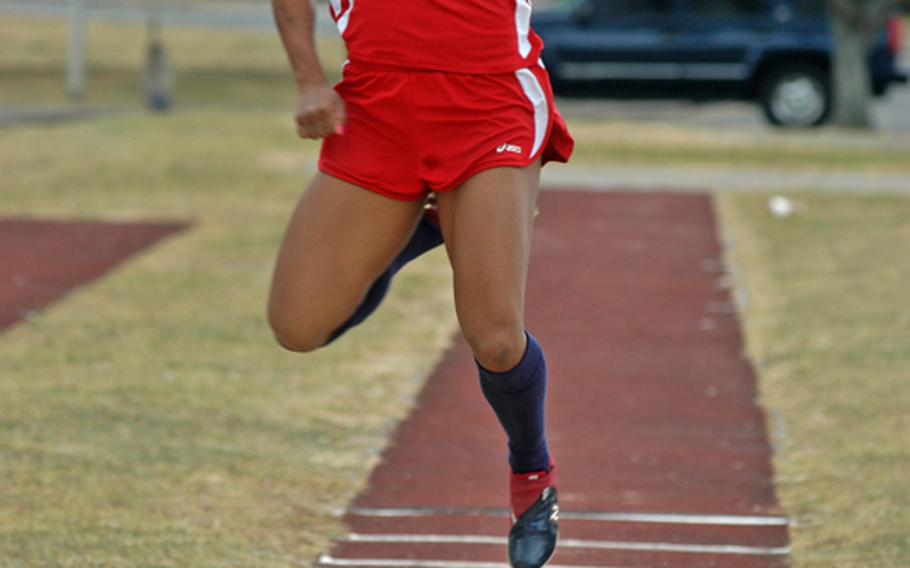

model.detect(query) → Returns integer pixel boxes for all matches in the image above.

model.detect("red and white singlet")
[327,0,544,74]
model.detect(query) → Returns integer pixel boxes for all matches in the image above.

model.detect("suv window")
[691,0,766,16]
[590,0,673,21]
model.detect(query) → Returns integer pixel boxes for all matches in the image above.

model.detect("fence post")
[67,0,87,103]
[145,0,173,111]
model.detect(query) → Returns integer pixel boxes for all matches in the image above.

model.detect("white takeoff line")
[342,506,790,526]
[337,533,790,556]
[318,557,617,568]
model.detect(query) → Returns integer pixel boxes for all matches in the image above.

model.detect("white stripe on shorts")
[515,0,533,58]
[515,68,549,158]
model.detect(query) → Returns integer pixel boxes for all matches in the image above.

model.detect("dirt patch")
[0,218,188,332]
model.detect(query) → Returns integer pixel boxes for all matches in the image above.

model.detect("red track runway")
[317,191,789,567]
[0,219,187,333]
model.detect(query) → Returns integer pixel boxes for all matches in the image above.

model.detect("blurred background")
[1,1,908,566]
[1,0,907,129]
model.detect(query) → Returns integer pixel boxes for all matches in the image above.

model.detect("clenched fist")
[295,83,346,140]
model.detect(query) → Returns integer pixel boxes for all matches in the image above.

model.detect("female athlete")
[267,1,574,565]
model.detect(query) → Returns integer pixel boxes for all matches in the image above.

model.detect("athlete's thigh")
[435,162,541,334]
[269,172,424,342]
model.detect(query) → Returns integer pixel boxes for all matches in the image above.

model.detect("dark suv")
[534,0,908,127]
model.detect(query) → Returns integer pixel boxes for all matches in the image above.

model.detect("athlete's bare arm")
[272,0,345,139]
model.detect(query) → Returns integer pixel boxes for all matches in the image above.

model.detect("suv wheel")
[759,64,831,127]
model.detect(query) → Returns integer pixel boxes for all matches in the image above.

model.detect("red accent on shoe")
[510,462,557,521]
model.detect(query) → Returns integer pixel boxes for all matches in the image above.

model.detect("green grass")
[568,121,910,172]
[2,13,910,567]
[0,16,345,110]
[0,110,459,566]
[718,193,910,566]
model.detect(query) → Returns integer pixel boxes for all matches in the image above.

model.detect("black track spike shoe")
[508,487,559,567]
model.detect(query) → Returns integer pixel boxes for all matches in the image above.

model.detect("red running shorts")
[318,61,575,201]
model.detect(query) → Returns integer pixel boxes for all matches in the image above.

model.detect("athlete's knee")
[272,329,326,353]
[463,323,527,372]
[269,323,326,353]
[267,305,328,353]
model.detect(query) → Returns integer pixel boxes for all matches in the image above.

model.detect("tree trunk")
[830,7,875,128]
[828,0,897,129]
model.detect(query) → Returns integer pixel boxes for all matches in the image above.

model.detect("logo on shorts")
[496,143,523,155]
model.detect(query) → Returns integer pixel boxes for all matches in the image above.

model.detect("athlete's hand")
[294,82,346,140]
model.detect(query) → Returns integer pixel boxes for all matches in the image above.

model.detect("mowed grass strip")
[0,111,458,565]
[718,193,910,567]
[4,15,910,173]
[568,121,910,173]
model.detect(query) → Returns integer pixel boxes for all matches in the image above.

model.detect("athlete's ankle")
[510,461,557,520]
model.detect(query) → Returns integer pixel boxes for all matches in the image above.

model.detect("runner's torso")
[328,0,544,74]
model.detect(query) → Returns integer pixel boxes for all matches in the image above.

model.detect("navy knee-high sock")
[478,331,551,474]
[326,217,443,344]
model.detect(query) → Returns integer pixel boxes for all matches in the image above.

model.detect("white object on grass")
[769,195,795,218]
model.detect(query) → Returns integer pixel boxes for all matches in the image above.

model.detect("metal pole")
[145,0,173,111]
[67,0,87,103]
